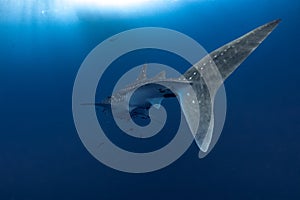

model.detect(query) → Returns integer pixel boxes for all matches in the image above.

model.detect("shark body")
[97,19,280,152]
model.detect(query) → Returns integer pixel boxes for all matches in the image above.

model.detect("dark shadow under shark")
[95,19,281,153]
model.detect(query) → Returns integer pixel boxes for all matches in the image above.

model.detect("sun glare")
[72,0,153,8]
[0,0,186,23]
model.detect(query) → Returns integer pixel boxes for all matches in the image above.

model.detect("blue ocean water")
[1,0,300,199]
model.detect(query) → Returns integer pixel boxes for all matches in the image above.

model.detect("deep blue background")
[1,0,300,199]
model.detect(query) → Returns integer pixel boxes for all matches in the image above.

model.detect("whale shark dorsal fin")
[154,71,166,80]
[137,64,147,81]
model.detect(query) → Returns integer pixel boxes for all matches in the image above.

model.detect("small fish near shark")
[95,19,281,153]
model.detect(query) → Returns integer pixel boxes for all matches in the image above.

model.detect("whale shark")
[96,19,281,152]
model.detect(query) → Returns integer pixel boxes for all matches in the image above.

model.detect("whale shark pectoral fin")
[148,98,163,109]
[152,104,161,109]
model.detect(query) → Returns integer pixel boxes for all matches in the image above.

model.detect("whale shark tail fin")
[181,19,281,153]
[210,19,281,81]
